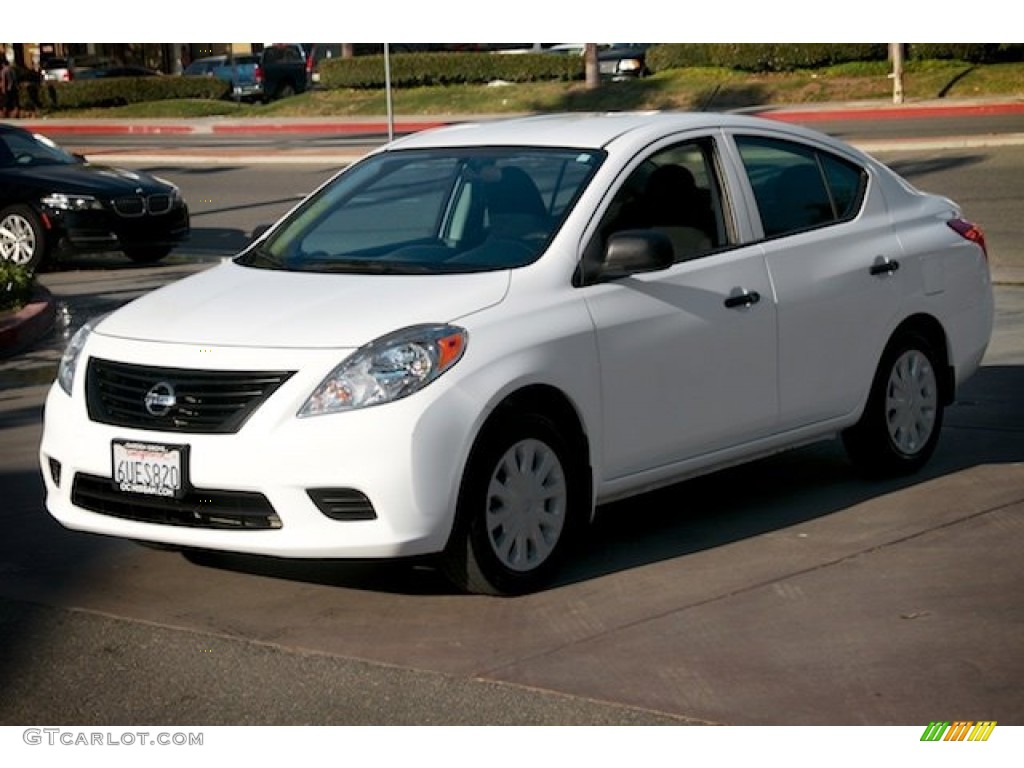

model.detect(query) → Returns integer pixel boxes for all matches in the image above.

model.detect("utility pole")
[890,43,904,105]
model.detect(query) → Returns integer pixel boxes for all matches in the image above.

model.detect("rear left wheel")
[843,331,945,477]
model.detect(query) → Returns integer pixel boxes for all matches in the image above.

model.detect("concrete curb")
[0,286,56,359]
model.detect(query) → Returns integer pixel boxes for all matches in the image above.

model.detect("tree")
[584,43,600,90]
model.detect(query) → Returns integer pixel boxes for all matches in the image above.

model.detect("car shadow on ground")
[47,227,252,272]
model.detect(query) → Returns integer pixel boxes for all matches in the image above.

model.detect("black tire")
[124,246,172,264]
[442,412,585,596]
[0,205,47,272]
[842,331,945,477]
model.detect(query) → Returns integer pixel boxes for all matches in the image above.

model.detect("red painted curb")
[209,121,451,135]
[756,102,1024,123]
[24,123,195,135]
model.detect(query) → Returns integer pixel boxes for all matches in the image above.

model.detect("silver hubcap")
[485,438,567,572]
[885,349,938,456]
[0,214,38,266]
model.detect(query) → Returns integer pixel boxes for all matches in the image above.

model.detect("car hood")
[9,162,170,195]
[95,260,511,349]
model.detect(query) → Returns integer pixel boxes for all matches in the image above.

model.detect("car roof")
[386,112,856,156]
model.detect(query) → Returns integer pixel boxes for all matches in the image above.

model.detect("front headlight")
[617,58,642,73]
[153,176,183,205]
[57,320,96,395]
[298,324,467,417]
[41,192,104,212]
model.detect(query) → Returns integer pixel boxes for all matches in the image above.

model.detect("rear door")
[727,132,904,429]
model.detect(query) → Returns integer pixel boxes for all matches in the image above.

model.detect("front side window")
[736,135,867,238]
[581,137,730,282]
[239,147,604,274]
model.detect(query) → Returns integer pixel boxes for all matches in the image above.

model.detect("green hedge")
[319,52,584,89]
[647,44,889,73]
[23,75,228,111]
[0,261,33,312]
[647,43,1024,73]
[907,43,1023,63]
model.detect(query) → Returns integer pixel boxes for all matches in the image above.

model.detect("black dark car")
[73,65,162,80]
[598,44,652,79]
[0,124,189,271]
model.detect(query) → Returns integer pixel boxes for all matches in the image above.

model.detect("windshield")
[0,130,79,169]
[237,146,604,274]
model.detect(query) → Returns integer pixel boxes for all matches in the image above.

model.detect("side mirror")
[599,229,673,281]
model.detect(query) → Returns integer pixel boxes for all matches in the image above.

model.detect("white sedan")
[40,112,994,595]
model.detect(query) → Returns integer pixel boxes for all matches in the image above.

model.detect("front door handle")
[724,290,761,309]
[870,257,900,276]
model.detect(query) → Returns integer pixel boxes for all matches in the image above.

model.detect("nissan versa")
[40,113,994,595]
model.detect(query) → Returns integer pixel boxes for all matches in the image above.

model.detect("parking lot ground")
[1,320,1022,724]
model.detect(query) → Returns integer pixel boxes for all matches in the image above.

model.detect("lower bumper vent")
[307,488,377,521]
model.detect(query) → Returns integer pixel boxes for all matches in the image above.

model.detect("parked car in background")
[542,44,651,79]
[39,112,993,596]
[598,43,651,79]
[185,54,261,100]
[304,43,343,86]
[74,65,162,80]
[40,57,72,82]
[40,55,116,82]
[256,43,309,101]
[0,124,189,271]
[185,45,307,102]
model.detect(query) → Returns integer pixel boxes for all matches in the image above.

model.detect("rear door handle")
[724,290,761,309]
[870,257,900,276]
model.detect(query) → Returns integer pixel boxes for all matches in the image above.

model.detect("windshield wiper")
[294,258,435,274]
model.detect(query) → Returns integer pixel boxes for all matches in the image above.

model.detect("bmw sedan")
[0,124,189,271]
[39,113,994,595]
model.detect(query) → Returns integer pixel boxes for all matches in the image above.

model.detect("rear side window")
[736,135,867,238]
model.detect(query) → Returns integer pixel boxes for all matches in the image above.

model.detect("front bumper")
[43,204,190,257]
[39,337,478,560]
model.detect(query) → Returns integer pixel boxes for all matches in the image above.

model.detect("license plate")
[112,440,188,498]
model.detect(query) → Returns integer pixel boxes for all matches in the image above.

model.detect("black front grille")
[146,194,172,214]
[72,473,281,530]
[112,196,145,216]
[86,359,294,434]
[111,194,174,217]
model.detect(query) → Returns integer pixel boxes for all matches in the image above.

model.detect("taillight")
[254,64,263,83]
[947,217,988,260]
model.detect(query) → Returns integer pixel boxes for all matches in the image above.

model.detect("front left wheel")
[442,412,584,596]
[0,205,47,272]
